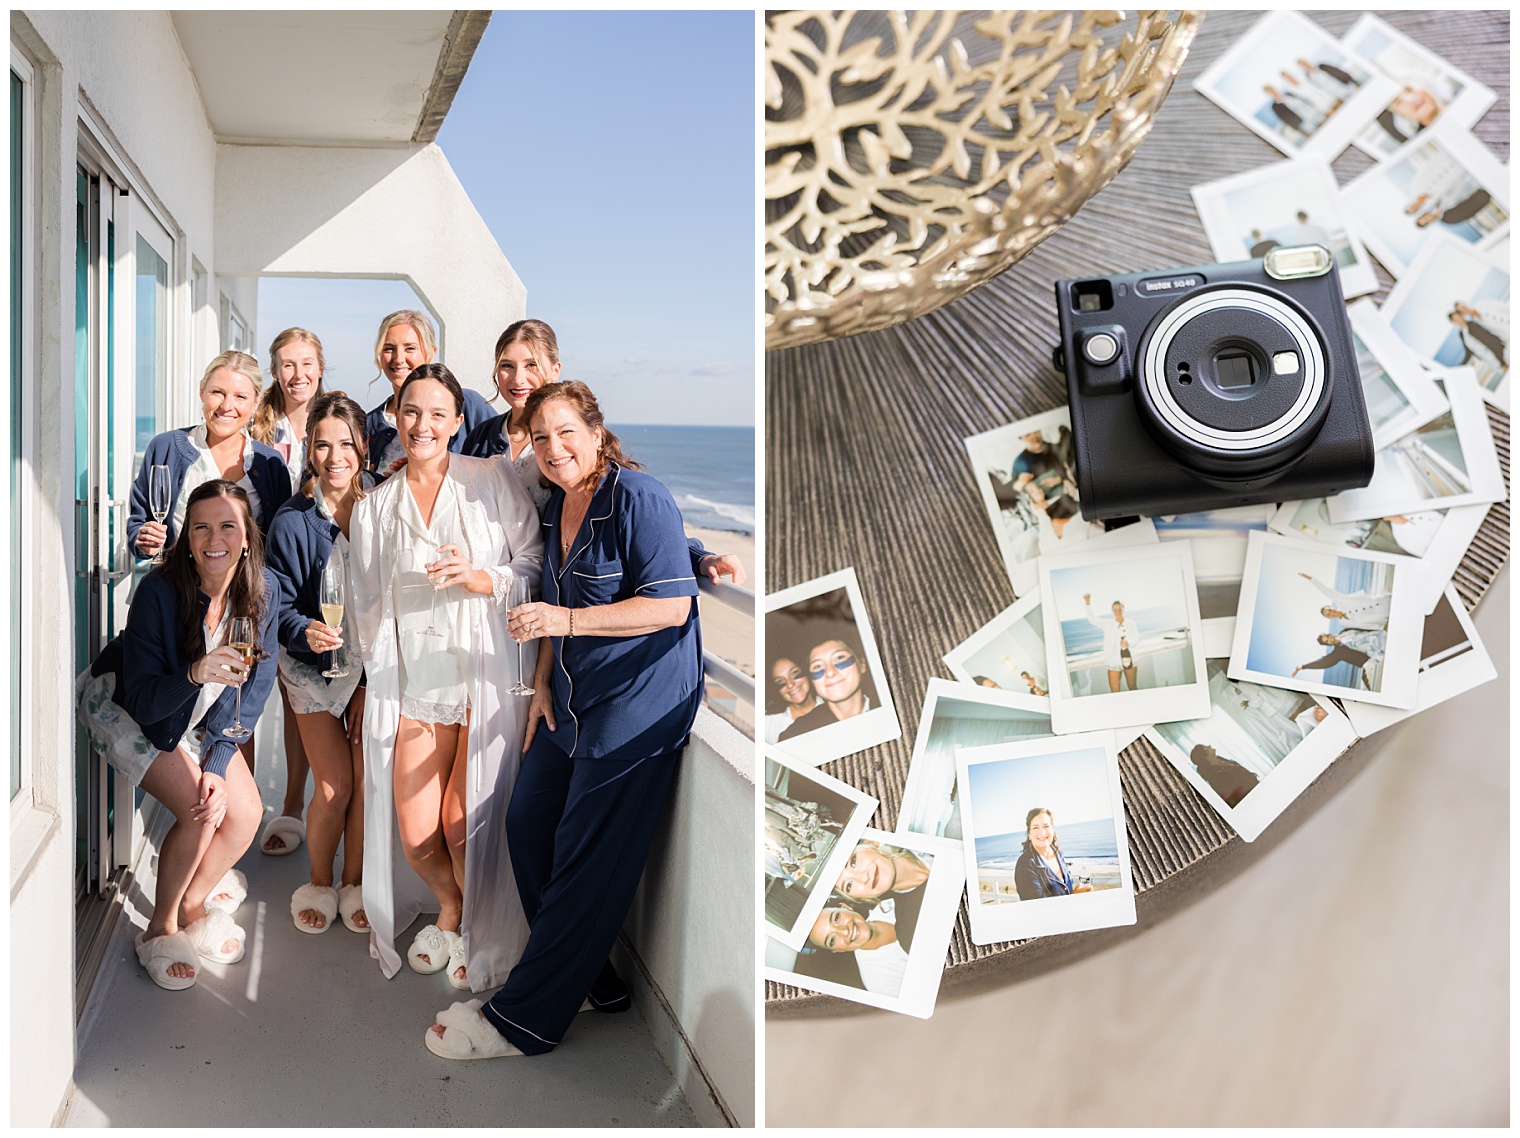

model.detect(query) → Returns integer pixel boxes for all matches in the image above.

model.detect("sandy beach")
[688,525,755,677]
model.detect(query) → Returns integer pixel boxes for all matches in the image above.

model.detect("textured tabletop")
[765,9,1509,1013]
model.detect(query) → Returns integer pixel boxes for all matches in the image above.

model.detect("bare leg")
[265,677,309,852]
[139,748,261,973]
[1107,668,1121,693]
[1123,665,1139,691]
[341,697,367,927]
[393,715,463,968]
[442,714,470,983]
[294,709,354,929]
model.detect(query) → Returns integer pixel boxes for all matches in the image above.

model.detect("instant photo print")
[1229,530,1423,709]
[964,407,1156,597]
[763,828,965,1020]
[896,679,1053,844]
[1380,233,1511,408]
[1153,505,1274,658]
[764,750,879,951]
[1143,663,1357,842]
[942,589,1051,705]
[1327,367,1505,524]
[764,568,901,766]
[1341,586,1498,737]
[1191,158,1377,297]
[1344,12,1497,159]
[1342,122,1509,280]
[956,731,1137,945]
[1193,10,1398,159]
[1348,298,1451,450]
[1038,542,1210,735]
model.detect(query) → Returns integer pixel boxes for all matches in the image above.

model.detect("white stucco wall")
[214,143,526,398]
[619,708,757,1128]
[11,9,221,1126]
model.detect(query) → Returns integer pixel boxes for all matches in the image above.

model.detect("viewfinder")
[1071,279,1114,313]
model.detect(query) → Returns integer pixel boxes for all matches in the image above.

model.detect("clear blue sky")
[259,10,756,426]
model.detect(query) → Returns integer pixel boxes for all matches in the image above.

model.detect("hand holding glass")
[148,465,172,564]
[223,617,256,740]
[320,554,349,678]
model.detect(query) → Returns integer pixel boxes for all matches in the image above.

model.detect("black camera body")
[1053,247,1374,520]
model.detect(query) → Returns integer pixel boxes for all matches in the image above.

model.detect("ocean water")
[614,424,756,536]
[976,817,1120,867]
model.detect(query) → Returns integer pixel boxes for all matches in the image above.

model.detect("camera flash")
[1273,351,1299,375]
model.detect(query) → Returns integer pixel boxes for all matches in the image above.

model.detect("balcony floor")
[65,716,699,1127]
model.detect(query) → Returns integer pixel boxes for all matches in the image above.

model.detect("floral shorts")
[74,668,203,786]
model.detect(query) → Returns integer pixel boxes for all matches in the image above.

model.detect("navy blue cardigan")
[264,477,376,670]
[460,410,512,459]
[127,428,292,558]
[364,387,495,478]
[90,568,282,779]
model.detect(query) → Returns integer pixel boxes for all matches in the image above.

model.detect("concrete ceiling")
[171,10,487,145]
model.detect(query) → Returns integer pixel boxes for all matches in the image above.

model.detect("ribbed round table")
[765,9,1509,1014]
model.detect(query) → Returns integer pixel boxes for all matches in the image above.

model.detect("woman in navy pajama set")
[424,380,703,1061]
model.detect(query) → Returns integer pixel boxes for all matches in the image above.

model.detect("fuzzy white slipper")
[259,814,305,856]
[424,999,522,1060]
[338,883,367,933]
[291,882,339,934]
[203,868,248,916]
[447,933,471,990]
[408,924,458,974]
[185,910,246,964]
[135,929,199,991]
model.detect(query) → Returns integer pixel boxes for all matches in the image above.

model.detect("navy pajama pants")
[480,728,682,1055]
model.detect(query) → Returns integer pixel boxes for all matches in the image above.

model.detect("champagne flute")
[320,554,349,678]
[223,616,256,740]
[421,528,451,639]
[148,465,172,565]
[505,576,534,696]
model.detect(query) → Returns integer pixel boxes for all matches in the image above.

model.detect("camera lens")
[1134,287,1330,476]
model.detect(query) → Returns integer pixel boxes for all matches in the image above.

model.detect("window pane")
[134,236,167,461]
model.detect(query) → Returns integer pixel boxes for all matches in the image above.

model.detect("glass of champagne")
[320,554,349,678]
[505,576,534,696]
[148,465,172,565]
[421,530,451,639]
[223,616,256,740]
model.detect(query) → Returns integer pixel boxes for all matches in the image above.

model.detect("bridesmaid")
[363,310,492,479]
[128,350,291,559]
[250,328,328,857]
[264,392,375,935]
[77,480,280,989]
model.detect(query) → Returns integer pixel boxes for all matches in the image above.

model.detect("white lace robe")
[350,454,544,988]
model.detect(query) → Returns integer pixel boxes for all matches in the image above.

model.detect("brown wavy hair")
[522,381,642,487]
[251,328,326,444]
[160,480,268,661]
[488,319,560,406]
[299,390,369,500]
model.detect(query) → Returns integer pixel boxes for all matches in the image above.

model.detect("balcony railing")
[697,578,755,739]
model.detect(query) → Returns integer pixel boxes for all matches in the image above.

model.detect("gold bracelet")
[569,608,575,638]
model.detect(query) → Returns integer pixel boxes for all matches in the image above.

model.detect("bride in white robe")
[350,435,543,990]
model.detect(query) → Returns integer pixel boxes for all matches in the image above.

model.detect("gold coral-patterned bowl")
[764,10,1203,351]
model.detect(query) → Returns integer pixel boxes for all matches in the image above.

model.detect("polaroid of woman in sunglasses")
[764,568,901,767]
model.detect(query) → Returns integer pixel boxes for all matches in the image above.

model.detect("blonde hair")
[200,350,263,398]
[251,327,326,444]
[372,309,438,387]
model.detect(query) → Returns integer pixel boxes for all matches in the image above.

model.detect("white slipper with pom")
[291,882,339,934]
[338,883,367,933]
[259,814,305,856]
